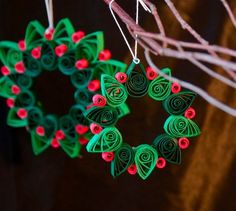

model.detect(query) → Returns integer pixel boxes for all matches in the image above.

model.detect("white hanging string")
[109,0,151,64]
[45,0,54,29]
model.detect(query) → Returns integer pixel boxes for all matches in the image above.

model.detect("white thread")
[145,50,236,117]
[109,0,151,63]
[45,0,54,29]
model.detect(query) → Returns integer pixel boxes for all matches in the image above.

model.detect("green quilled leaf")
[134,144,158,180]
[7,108,28,127]
[101,74,128,107]
[31,132,51,156]
[86,127,123,153]
[164,115,201,138]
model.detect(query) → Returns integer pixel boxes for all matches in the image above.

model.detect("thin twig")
[220,0,236,28]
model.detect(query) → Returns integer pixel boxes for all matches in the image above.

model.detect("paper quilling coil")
[163,91,196,115]
[23,53,42,77]
[71,69,92,88]
[27,107,43,130]
[84,106,119,127]
[59,115,77,140]
[40,43,57,71]
[153,134,181,164]
[74,89,93,106]
[58,51,76,75]
[86,127,123,152]
[69,105,89,126]
[14,90,35,108]
[111,143,134,177]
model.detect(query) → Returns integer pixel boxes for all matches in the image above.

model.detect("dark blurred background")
[0,0,236,210]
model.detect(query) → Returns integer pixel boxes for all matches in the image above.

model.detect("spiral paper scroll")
[153,134,181,164]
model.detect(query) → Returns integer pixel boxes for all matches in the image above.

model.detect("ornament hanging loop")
[45,0,54,29]
[109,0,151,62]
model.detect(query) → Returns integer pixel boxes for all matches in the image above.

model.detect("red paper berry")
[92,94,106,107]
[72,31,85,43]
[55,130,65,140]
[17,108,28,119]
[171,82,181,94]
[15,61,25,73]
[127,164,137,175]
[115,72,128,83]
[98,49,111,61]
[31,47,41,59]
[1,66,11,76]
[51,138,60,148]
[18,40,26,51]
[36,126,45,136]
[184,107,196,119]
[102,152,114,162]
[146,67,158,80]
[156,157,166,169]
[6,98,14,108]
[45,28,54,40]
[78,137,89,145]
[88,80,100,92]
[55,44,68,57]
[90,123,102,134]
[178,137,190,149]
[75,58,89,70]
[75,124,89,135]
[11,85,21,95]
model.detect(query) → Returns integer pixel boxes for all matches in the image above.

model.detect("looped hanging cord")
[45,0,54,29]
[109,0,151,64]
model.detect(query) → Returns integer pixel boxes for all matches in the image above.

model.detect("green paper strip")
[111,143,134,177]
[60,139,81,158]
[148,68,171,101]
[163,91,196,115]
[101,74,128,107]
[84,106,119,127]
[40,42,57,71]
[31,132,51,155]
[9,74,33,89]
[86,127,123,152]
[153,134,181,164]
[71,68,92,88]
[7,107,28,127]
[164,115,201,138]
[58,50,76,75]
[69,105,89,126]
[125,62,149,98]
[14,91,35,108]
[59,115,77,140]
[134,144,158,180]
[42,115,58,139]
[75,32,104,62]
[74,88,93,106]
[0,76,15,98]
[27,107,43,130]
[23,53,42,77]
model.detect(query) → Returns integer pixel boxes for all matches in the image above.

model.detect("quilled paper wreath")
[0,18,129,158]
[84,61,201,180]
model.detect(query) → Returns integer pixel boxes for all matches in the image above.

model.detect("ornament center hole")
[34,71,75,116]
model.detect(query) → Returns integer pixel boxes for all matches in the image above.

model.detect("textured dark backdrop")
[0,0,236,211]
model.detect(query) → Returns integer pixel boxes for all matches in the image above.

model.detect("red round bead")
[55,44,68,57]
[6,98,14,108]
[127,164,137,175]
[11,85,21,95]
[17,108,28,119]
[90,123,103,134]
[78,137,89,145]
[178,137,190,149]
[75,58,89,70]
[55,130,65,140]
[156,157,166,169]
[31,47,41,59]
[98,49,111,61]
[72,31,85,43]
[184,107,196,119]
[102,152,114,162]
[18,40,26,51]
[87,80,100,92]
[171,82,181,93]
[45,28,54,40]
[115,72,128,83]
[36,126,45,136]
[92,94,107,107]
[1,66,11,76]
[146,67,158,80]
[51,138,60,148]
[15,61,25,73]
[75,124,89,135]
